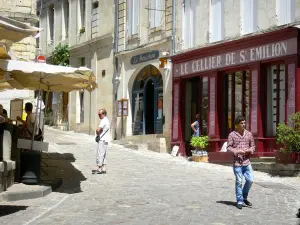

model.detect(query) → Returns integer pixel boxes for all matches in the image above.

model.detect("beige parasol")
[0,59,97,92]
[0,16,40,43]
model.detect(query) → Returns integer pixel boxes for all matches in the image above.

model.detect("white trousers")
[96,141,108,166]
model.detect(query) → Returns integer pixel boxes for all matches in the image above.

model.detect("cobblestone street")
[0,127,300,225]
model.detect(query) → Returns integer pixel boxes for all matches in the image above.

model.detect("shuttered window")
[128,0,140,36]
[150,0,164,28]
[276,0,295,25]
[183,0,196,49]
[210,0,224,43]
[241,0,257,35]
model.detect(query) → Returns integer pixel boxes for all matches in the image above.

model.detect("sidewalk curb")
[0,185,52,202]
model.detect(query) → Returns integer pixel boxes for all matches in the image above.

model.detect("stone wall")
[0,0,38,61]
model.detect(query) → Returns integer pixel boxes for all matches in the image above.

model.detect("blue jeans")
[233,165,254,204]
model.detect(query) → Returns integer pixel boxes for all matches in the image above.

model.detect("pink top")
[227,130,255,166]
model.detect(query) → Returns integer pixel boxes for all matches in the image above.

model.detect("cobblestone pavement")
[1,127,300,225]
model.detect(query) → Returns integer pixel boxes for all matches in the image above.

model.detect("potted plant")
[276,112,300,164]
[190,135,210,158]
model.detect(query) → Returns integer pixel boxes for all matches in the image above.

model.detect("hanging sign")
[131,50,159,65]
[122,99,128,117]
[117,99,128,117]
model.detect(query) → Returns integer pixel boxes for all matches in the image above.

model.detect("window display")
[266,64,286,136]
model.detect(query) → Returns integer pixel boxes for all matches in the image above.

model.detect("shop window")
[127,0,140,36]
[221,71,250,138]
[150,0,164,28]
[240,0,257,35]
[184,77,209,141]
[210,0,224,43]
[183,0,197,49]
[276,0,295,25]
[266,64,286,136]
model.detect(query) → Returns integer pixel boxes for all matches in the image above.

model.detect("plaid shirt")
[227,130,255,166]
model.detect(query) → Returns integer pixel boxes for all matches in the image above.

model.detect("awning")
[0,16,40,42]
[0,59,97,92]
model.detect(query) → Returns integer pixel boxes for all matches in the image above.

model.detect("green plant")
[79,27,85,34]
[45,107,53,118]
[51,43,70,66]
[190,135,210,149]
[277,112,300,153]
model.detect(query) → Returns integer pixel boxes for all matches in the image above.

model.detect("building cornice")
[115,36,172,58]
[69,33,114,52]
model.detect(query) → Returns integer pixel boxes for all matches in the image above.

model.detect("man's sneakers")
[236,199,252,209]
[237,203,243,209]
[243,199,252,207]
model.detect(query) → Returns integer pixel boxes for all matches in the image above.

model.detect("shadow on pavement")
[216,200,237,207]
[0,205,28,217]
[40,152,86,194]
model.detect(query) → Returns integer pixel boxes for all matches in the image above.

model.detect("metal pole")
[42,89,50,136]
[89,91,91,135]
[172,0,176,55]
[121,100,123,139]
[31,87,42,150]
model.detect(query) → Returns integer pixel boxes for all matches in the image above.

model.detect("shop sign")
[118,99,128,117]
[251,70,258,134]
[209,77,215,137]
[131,50,159,65]
[172,83,180,140]
[174,38,297,77]
[287,64,296,126]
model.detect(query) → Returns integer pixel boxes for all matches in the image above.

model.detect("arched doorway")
[132,65,163,135]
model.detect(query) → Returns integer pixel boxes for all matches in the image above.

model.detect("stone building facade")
[114,0,173,152]
[37,0,115,134]
[0,0,38,116]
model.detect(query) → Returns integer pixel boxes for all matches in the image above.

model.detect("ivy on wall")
[51,43,70,66]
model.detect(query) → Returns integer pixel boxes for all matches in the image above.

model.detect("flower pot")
[275,151,300,164]
[191,149,208,162]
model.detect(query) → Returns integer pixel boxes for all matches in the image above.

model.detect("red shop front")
[171,27,300,159]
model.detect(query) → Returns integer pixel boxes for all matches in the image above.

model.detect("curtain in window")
[150,0,164,28]
[276,0,295,25]
[241,0,257,35]
[128,0,140,35]
[183,0,196,49]
[210,0,224,42]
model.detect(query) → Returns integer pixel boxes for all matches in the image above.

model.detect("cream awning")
[0,16,40,42]
[0,59,97,92]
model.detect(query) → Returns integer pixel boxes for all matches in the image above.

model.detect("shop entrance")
[183,76,209,155]
[132,65,163,135]
[220,70,250,139]
[145,79,154,134]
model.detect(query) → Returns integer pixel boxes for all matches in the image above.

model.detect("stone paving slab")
[0,183,51,202]
[0,127,299,225]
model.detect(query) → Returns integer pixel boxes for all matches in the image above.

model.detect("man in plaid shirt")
[227,116,255,209]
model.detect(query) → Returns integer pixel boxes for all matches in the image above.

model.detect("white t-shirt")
[99,117,110,142]
[26,113,39,137]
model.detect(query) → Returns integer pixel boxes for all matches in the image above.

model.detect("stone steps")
[251,157,275,163]
[112,135,168,153]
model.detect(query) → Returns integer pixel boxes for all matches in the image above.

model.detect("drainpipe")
[113,0,119,140]
[172,0,176,54]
